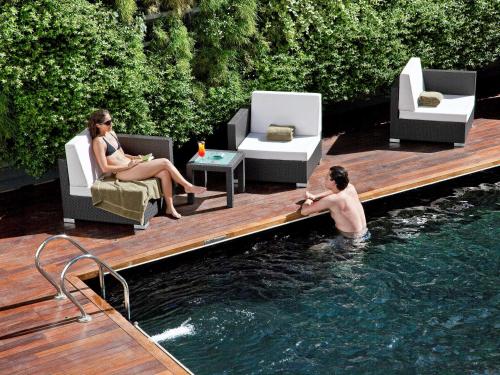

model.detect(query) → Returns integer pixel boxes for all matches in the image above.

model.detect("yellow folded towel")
[267,124,295,142]
[418,91,443,107]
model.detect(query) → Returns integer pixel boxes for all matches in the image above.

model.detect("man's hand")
[300,198,314,216]
[303,198,313,206]
[305,191,315,201]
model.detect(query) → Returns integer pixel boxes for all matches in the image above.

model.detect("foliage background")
[0,0,499,176]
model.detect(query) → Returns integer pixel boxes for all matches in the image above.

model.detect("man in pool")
[300,165,368,240]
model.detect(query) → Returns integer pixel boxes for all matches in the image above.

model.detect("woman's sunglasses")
[101,119,112,126]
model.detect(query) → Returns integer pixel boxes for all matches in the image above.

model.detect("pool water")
[106,179,500,374]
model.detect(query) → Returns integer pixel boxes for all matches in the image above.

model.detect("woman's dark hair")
[329,165,349,190]
[87,109,110,139]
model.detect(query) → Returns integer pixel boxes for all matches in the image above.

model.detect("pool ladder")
[35,234,130,323]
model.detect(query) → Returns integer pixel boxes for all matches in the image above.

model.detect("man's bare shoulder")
[321,192,341,204]
[345,183,354,190]
[346,183,359,195]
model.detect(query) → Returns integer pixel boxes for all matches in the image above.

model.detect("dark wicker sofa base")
[59,159,162,229]
[390,69,476,145]
[59,134,173,229]
[244,142,322,184]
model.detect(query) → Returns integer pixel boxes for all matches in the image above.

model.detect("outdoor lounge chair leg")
[133,222,150,230]
[453,142,465,147]
[296,183,307,188]
[63,218,75,224]
[389,138,400,143]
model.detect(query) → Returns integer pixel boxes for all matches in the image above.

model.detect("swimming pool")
[103,174,499,374]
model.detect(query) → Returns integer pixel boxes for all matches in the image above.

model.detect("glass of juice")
[197,141,206,157]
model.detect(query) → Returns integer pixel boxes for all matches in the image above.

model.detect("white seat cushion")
[251,91,321,136]
[237,132,321,161]
[399,57,424,112]
[400,95,475,123]
[65,129,101,197]
[69,185,92,197]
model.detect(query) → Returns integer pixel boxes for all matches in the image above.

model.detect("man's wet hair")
[329,166,349,190]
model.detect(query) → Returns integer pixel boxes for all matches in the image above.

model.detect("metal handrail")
[35,234,107,300]
[60,253,131,323]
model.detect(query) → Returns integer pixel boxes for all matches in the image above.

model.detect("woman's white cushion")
[65,129,101,197]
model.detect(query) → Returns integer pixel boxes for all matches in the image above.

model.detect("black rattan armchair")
[390,58,476,146]
[59,133,173,229]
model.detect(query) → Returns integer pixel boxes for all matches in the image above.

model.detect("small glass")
[197,141,206,158]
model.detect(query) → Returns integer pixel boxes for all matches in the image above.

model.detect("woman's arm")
[124,153,140,160]
[92,139,139,173]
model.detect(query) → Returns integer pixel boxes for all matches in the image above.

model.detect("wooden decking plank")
[70,276,189,374]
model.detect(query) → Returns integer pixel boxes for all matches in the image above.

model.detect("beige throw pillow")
[267,124,295,142]
[418,91,443,107]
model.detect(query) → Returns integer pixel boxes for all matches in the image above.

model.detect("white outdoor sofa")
[227,91,322,186]
[390,57,476,146]
[59,129,173,229]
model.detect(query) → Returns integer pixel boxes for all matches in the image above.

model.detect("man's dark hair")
[329,165,349,190]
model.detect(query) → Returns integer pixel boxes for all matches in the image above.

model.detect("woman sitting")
[88,109,205,219]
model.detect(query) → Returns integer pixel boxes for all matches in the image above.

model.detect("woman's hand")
[128,159,140,168]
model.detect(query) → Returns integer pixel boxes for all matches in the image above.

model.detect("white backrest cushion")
[65,129,101,189]
[251,91,322,136]
[399,57,424,111]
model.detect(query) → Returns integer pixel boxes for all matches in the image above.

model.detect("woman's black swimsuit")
[102,134,122,156]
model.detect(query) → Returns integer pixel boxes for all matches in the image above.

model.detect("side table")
[186,149,245,208]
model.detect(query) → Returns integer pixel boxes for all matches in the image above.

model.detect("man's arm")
[306,190,332,201]
[301,195,336,216]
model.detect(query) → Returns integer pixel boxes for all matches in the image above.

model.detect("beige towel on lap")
[267,124,295,141]
[418,91,443,107]
[91,176,163,225]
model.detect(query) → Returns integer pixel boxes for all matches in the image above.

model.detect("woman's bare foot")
[185,184,206,194]
[166,208,182,219]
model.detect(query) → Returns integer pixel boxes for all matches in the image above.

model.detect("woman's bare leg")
[155,170,181,219]
[156,159,205,194]
[116,159,205,194]
[116,159,172,180]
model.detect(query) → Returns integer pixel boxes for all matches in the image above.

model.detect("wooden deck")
[0,115,499,374]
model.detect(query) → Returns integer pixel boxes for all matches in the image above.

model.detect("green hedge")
[0,0,151,176]
[0,0,498,176]
[255,0,500,101]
